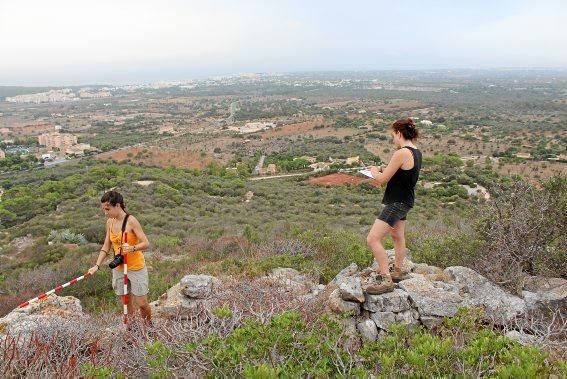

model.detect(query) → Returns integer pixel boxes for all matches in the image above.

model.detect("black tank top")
[382,146,422,207]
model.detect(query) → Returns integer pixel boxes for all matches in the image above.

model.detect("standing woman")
[366,118,422,294]
[88,190,152,323]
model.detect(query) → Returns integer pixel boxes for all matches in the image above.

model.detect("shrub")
[48,229,88,245]
[475,176,566,292]
[193,311,356,377]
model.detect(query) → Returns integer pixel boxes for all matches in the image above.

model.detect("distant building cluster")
[78,89,112,99]
[6,88,111,104]
[229,122,276,133]
[7,89,79,104]
[0,149,5,159]
[38,133,78,150]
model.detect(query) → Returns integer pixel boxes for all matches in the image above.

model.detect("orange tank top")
[109,218,145,271]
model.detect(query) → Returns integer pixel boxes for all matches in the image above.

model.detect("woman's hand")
[88,265,99,275]
[368,165,382,178]
[121,243,135,253]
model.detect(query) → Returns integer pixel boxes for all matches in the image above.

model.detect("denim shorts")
[377,202,412,227]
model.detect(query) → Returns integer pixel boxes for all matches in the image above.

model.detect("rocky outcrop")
[443,266,527,322]
[521,276,566,315]
[321,249,565,340]
[152,274,218,317]
[0,295,85,336]
[1,249,563,348]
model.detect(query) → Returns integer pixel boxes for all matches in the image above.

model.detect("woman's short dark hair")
[392,118,420,140]
[101,190,125,211]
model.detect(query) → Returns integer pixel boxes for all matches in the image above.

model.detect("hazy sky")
[1,0,566,86]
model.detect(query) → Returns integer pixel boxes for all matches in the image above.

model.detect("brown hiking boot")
[391,268,409,283]
[366,274,394,295]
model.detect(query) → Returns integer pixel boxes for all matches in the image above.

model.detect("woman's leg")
[366,219,393,276]
[390,220,406,271]
[127,294,136,314]
[133,295,152,322]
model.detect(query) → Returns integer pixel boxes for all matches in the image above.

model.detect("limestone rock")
[398,275,463,317]
[0,295,85,336]
[244,191,254,202]
[521,276,566,314]
[395,309,419,326]
[420,316,444,330]
[505,330,539,346]
[339,277,365,303]
[370,311,396,330]
[153,282,209,317]
[331,263,359,286]
[180,274,215,299]
[444,266,526,322]
[363,289,411,313]
[357,319,378,341]
[267,267,317,296]
[412,263,444,276]
[328,289,361,315]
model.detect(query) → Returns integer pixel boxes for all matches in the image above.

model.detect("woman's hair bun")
[392,118,419,140]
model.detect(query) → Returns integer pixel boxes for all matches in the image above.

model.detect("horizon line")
[2,66,567,88]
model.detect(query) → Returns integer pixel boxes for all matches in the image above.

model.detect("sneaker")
[391,268,409,283]
[366,274,394,295]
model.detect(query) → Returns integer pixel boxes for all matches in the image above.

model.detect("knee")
[366,233,375,247]
[367,232,383,247]
[390,231,404,241]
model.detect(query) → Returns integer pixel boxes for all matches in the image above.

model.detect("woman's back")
[382,146,422,207]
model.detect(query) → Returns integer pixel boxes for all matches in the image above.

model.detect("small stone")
[180,274,214,299]
[328,289,361,315]
[370,311,396,330]
[363,289,411,313]
[395,310,419,325]
[339,277,365,303]
[357,319,378,341]
[420,316,443,330]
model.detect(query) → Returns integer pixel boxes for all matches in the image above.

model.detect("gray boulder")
[331,263,359,286]
[339,277,365,303]
[363,289,411,313]
[267,268,318,296]
[357,319,378,341]
[328,289,361,315]
[395,309,420,326]
[181,274,215,299]
[0,295,85,336]
[444,266,526,322]
[398,275,463,317]
[370,311,396,330]
[420,316,444,330]
[521,276,566,314]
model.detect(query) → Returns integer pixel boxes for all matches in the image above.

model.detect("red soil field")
[308,172,379,187]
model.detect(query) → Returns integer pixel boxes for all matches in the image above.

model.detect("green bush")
[411,233,482,268]
[192,311,354,377]
[359,308,565,377]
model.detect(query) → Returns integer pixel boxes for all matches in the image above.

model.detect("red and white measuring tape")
[17,271,93,309]
[122,232,129,326]
[18,233,131,329]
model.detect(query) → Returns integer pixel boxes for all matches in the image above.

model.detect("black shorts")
[377,202,412,227]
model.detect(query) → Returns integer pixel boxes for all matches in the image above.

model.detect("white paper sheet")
[359,169,374,179]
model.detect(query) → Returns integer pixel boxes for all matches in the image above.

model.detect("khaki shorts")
[112,266,149,296]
